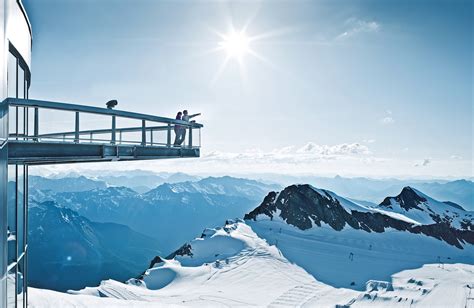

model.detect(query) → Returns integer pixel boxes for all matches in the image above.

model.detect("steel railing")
[4,98,202,148]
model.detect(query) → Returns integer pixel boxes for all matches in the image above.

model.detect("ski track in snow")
[268,282,324,307]
[97,284,145,301]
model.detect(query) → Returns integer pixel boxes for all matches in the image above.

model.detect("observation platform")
[3,98,203,165]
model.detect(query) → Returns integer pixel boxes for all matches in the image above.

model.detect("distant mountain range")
[96,172,201,194]
[28,201,161,292]
[29,175,107,193]
[29,175,280,254]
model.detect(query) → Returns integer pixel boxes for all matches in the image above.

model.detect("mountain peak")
[380,186,427,211]
[244,184,361,231]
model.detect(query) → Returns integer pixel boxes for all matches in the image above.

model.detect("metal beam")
[5,98,203,128]
[7,141,199,165]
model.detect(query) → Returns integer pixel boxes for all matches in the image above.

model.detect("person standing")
[173,111,183,146]
[179,110,201,145]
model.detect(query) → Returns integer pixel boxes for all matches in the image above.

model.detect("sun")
[210,24,279,84]
[218,30,251,60]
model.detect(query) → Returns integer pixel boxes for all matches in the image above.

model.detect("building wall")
[1,0,9,306]
[1,1,31,308]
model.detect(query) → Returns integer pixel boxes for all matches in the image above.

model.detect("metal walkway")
[4,98,203,164]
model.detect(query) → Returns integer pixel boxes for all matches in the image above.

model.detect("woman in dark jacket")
[173,111,183,145]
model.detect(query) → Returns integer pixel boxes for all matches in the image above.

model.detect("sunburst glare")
[218,30,251,60]
[210,26,273,85]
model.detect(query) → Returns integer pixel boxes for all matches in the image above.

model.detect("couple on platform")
[174,110,200,146]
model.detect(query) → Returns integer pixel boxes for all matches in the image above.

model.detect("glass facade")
[6,48,29,308]
[2,2,32,308]
[0,98,8,308]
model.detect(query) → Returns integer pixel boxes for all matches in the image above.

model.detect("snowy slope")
[28,264,474,307]
[29,220,474,307]
[30,221,358,307]
[340,263,474,308]
[248,219,473,289]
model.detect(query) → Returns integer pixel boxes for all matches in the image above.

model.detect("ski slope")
[29,221,474,307]
[337,263,474,308]
[248,219,473,289]
[29,221,357,307]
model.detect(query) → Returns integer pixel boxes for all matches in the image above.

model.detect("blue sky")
[23,0,472,178]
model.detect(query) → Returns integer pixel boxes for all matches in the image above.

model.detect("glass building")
[0,1,202,307]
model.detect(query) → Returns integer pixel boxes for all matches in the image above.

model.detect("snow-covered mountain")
[241,185,473,290]
[29,219,474,307]
[27,183,474,307]
[245,185,473,248]
[378,186,472,229]
[28,201,161,292]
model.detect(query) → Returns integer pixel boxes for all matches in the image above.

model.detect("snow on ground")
[335,263,474,308]
[248,219,474,290]
[29,222,356,307]
[29,221,474,307]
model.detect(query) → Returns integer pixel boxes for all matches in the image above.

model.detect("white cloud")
[198,142,372,168]
[380,117,394,124]
[31,149,472,179]
[296,142,371,156]
[379,110,395,125]
[168,141,386,176]
[336,18,380,40]
[415,158,431,167]
[450,155,462,160]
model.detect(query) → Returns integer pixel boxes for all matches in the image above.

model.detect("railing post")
[141,120,146,146]
[167,123,171,147]
[150,129,153,146]
[111,115,116,145]
[119,131,122,144]
[15,106,18,140]
[90,132,93,143]
[74,112,79,143]
[33,107,39,142]
[25,107,28,140]
[188,126,193,148]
